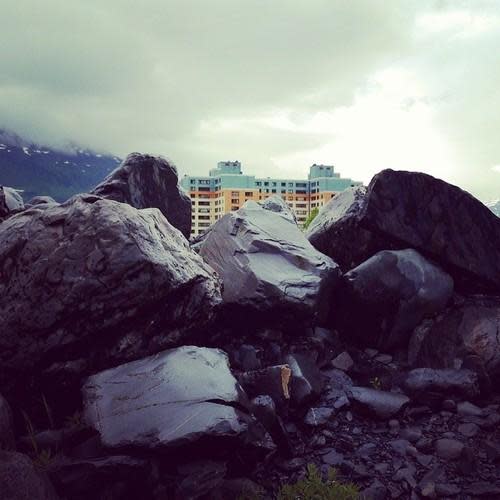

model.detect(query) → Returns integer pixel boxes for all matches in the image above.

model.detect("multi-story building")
[181,161,362,237]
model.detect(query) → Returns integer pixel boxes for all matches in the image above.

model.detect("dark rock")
[236,345,261,371]
[48,455,150,500]
[457,401,484,417]
[435,483,461,496]
[356,443,377,458]
[466,482,500,497]
[321,448,344,466]
[309,169,500,293]
[27,196,57,206]
[323,368,354,391]
[250,395,292,457]
[409,295,500,377]
[330,351,354,372]
[0,195,221,411]
[348,387,409,419]
[434,438,464,460]
[0,451,59,500]
[457,422,479,437]
[91,152,191,238]
[403,368,480,401]
[199,196,340,331]
[484,441,500,462]
[83,346,269,454]
[0,394,14,450]
[360,482,388,500]
[417,466,445,498]
[389,439,411,456]
[458,445,477,475]
[399,427,422,443]
[304,407,334,427]
[336,249,453,350]
[239,365,291,412]
[0,186,24,220]
[285,353,325,407]
[211,478,264,500]
[306,185,387,272]
[176,460,227,500]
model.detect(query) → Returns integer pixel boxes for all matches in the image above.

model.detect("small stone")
[416,454,433,467]
[360,482,387,500]
[365,348,379,358]
[416,437,433,453]
[442,399,457,412]
[393,465,417,488]
[457,401,483,417]
[304,407,334,427]
[275,457,305,473]
[442,431,455,439]
[389,439,410,456]
[349,387,409,420]
[435,483,461,496]
[333,394,350,410]
[322,449,344,466]
[374,463,389,474]
[466,482,500,497]
[356,443,377,458]
[311,434,327,448]
[374,354,393,364]
[400,427,422,443]
[458,422,479,437]
[331,351,354,372]
[435,438,464,460]
[484,441,500,462]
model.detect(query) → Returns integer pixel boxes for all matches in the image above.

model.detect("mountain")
[0,129,121,202]
[486,199,500,217]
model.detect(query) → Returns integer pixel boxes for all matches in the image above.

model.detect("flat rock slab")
[348,387,409,420]
[0,186,24,220]
[83,346,254,450]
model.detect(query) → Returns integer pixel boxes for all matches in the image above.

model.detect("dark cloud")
[1,1,499,200]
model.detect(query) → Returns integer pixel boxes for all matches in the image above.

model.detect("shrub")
[277,463,358,499]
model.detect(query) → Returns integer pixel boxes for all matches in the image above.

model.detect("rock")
[239,366,291,412]
[309,169,500,293]
[330,351,354,372]
[356,443,377,458]
[0,195,221,409]
[176,460,227,500]
[47,455,150,500]
[417,466,445,498]
[234,344,261,372]
[484,441,500,462]
[0,394,14,450]
[0,451,59,500]
[389,439,411,456]
[0,186,24,220]
[348,387,409,419]
[27,196,57,207]
[457,401,484,417]
[285,353,325,407]
[259,195,297,223]
[403,368,480,401]
[91,152,192,238]
[409,295,500,377]
[434,438,464,460]
[211,478,264,500]
[323,368,354,391]
[336,249,453,350]
[304,407,334,427]
[435,483,461,497]
[83,346,269,453]
[361,482,388,500]
[250,396,292,457]
[466,482,500,497]
[306,185,387,272]
[199,197,340,330]
[321,448,344,466]
[400,427,422,443]
[457,422,480,437]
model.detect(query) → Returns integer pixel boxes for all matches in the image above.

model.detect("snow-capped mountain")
[485,199,500,217]
[0,129,121,202]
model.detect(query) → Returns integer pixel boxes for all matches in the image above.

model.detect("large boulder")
[307,170,500,294]
[199,196,340,331]
[0,194,221,410]
[0,186,24,220]
[334,249,454,350]
[83,346,271,454]
[0,451,59,500]
[409,296,500,378]
[91,153,192,239]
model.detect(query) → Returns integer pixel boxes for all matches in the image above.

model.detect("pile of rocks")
[0,158,499,499]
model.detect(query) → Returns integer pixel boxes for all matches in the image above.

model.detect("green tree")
[303,207,319,230]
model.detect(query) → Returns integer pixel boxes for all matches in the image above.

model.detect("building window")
[272,189,276,193]
[231,198,239,204]
[245,192,253,196]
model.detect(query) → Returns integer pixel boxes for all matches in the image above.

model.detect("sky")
[1,0,499,201]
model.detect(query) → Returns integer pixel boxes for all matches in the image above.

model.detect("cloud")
[0,0,499,200]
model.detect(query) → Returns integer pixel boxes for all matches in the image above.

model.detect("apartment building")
[181,161,362,237]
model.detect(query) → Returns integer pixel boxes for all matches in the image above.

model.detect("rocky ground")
[0,154,499,500]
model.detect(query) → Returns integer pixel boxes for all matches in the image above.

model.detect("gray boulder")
[409,295,500,377]
[336,249,453,350]
[348,387,409,419]
[199,197,340,330]
[403,368,480,401]
[306,186,387,271]
[0,186,24,220]
[307,169,500,294]
[83,346,269,452]
[0,394,15,450]
[0,194,221,407]
[27,196,57,207]
[0,451,59,500]
[92,152,192,238]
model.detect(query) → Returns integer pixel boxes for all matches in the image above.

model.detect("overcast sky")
[1,1,499,201]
